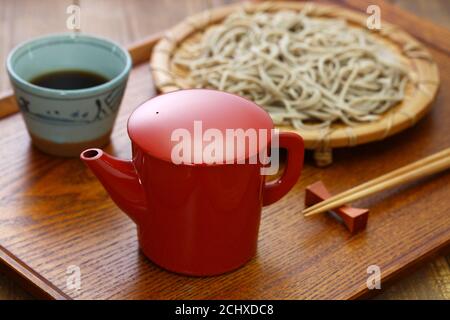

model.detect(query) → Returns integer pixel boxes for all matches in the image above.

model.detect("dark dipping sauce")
[30,70,109,90]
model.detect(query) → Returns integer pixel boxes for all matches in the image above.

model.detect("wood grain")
[388,0,450,30]
[0,0,449,300]
[0,31,449,300]
[0,0,73,92]
[337,0,450,55]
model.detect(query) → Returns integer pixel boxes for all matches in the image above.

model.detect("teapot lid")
[128,89,273,164]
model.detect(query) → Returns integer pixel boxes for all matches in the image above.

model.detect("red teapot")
[81,89,304,276]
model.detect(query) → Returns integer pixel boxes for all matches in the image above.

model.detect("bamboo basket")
[150,1,439,166]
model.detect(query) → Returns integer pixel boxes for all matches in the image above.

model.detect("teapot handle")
[262,132,304,206]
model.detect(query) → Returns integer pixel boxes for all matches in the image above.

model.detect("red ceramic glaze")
[127,89,274,163]
[81,89,304,276]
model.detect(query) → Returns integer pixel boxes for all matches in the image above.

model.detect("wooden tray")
[151,1,440,166]
[0,0,449,300]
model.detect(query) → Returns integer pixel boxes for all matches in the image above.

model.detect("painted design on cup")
[16,85,125,125]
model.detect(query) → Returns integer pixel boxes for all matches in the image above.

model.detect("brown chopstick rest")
[305,181,369,234]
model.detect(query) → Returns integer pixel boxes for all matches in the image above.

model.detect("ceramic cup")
[6,33,132,157]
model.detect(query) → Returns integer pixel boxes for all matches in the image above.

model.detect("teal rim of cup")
[6,32,132,98]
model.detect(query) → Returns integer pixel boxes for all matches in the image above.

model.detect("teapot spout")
[81,148,146,224]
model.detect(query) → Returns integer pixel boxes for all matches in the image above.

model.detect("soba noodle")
[172,6,409,129]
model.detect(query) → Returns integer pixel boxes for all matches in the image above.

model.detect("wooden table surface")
[0,0,449,300]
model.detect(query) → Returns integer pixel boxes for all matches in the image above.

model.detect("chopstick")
[303,148,450,215]
[303,148,450,217]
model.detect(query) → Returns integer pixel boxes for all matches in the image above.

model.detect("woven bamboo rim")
[151,1,439,166]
